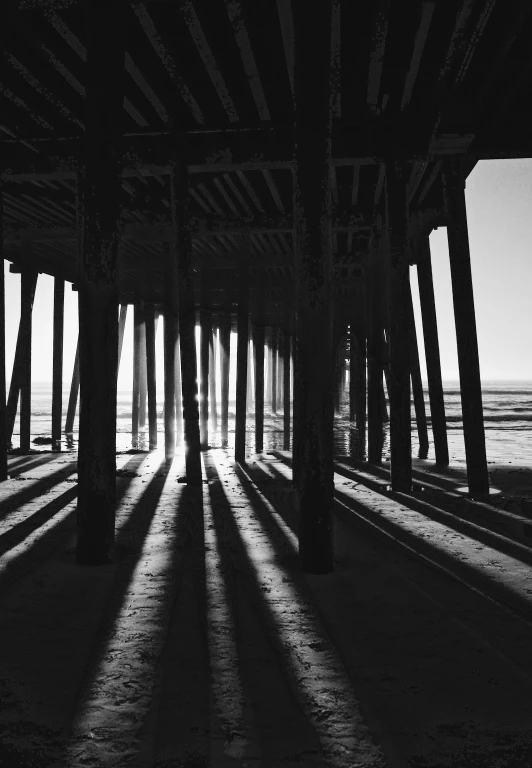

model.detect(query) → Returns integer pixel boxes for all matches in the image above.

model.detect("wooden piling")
[253,280,265,453]
[386,161,412,492]
[117,304,127,372]
[235,236,250,462]
[283,308,291,451]
[163,309,177,461]
[293,0,334,574]
[172,157,201,484]
[20,267,37,453]
[76,2,124,566]
[132,303,141,448]
[209,322,218,430]
[417,240,449,465]
[64,338,80,435]
[367,241,385,464]
[271,326,278,415]
[7,271,37,445]
[407,281,429,458]
[247,333,254,413]
[350,284,367,459]
[199,269,210,450]
[219,312,231,448]
[175,319,183,443]
[52,277,64,452]
[0,192,6,480]
[145,302,157,450]
[443,158,489,496]
[265,329,272,404]
[139,302,147,429]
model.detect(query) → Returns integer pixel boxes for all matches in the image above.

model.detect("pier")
[1,2,532,765]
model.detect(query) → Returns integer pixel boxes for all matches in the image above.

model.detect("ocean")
[9,380,532,468]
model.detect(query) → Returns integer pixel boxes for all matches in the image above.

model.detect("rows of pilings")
[0,1,490,573]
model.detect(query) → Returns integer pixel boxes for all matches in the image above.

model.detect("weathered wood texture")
[367,238,385,464]
[417,240,449,465]
[209,323,218,430]
[65,338,80,434]
[407,281,429,458]
[443,158,489,496]
[219,312,231,448]
[386,161,412,492]
[172,159,201,483]
[145,301,157,449]
[293,0,335,574]
[271,326,278,415]
[52,277,64,451]
[139,303,147,429]
[76,3,125,566]
[235,236,250,462]
[283,313,291,450]
[20,267,37,452]
[199,270,210,450]
[0,189,6,480]
[253,279,265,453]
[6,271,37,444]
[132,303,142,447]
[174,318,183,443]
[163,309,177,460]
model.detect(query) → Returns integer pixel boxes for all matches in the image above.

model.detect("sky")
[4,158,532,391]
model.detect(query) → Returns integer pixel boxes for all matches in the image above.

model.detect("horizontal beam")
[0,129,490,182]
[4,212,371,242]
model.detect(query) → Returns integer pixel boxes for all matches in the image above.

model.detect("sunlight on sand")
[207,451,385,768]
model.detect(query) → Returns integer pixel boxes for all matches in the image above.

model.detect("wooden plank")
[234,235,250,462]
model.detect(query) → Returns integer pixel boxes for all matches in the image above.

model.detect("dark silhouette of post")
[139,303,147,429]
[407,282,429,458]
[235,236,250,462]
[52,277,64,452]
[293,0,334,574]
[271,326,278,415]
[172,158,201,484]
[117,304,127,373]
[266,329,272,405]
[219,312,231,448]
[442,158,489,497]
[20,267,37,453]
[350,283,367,459]
[417,240,449,465]
[6,270,38,445]
[65,338,80,435]
[163,309,177,461]
[367,238,385,464]
[0,194,6,480]
[175,318,183,443]
[76,3,124,566]
[283,303,292,451]
[145,302,157,450]
[209,322,218,431]
[386,161,412,492]
[199,269,210,450]
[132,303,141,448]
[253,282,266,453]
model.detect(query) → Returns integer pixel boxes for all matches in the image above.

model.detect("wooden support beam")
[442,158,489,496]
[350,281,367,459]
[145,301,157,450]
[117,304,128,370]
[6,270,37,445]
[64,337,79,434]
[283,304,291,451]
[209,322,218,430]
[253,281,265,453]
[19,267,37,453]
[271,326,278,415]
[367,239,385,464]
[139,302,147,429]
[76,2,124,566]
[235,235,250,462]
[163,308,177,461]
[265,329,272,404]
[417,240,448,465]
[386,161,412,492]
[174,316,183,443]
[0,192,7,479]
[246,334,254,414]
[219,312,231,448]
[407,280,429,458]
[293,0,334,574]
[52,277,64,451]
[199,269,210,450]
[173,160,201,484]
[132,303,141,448]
